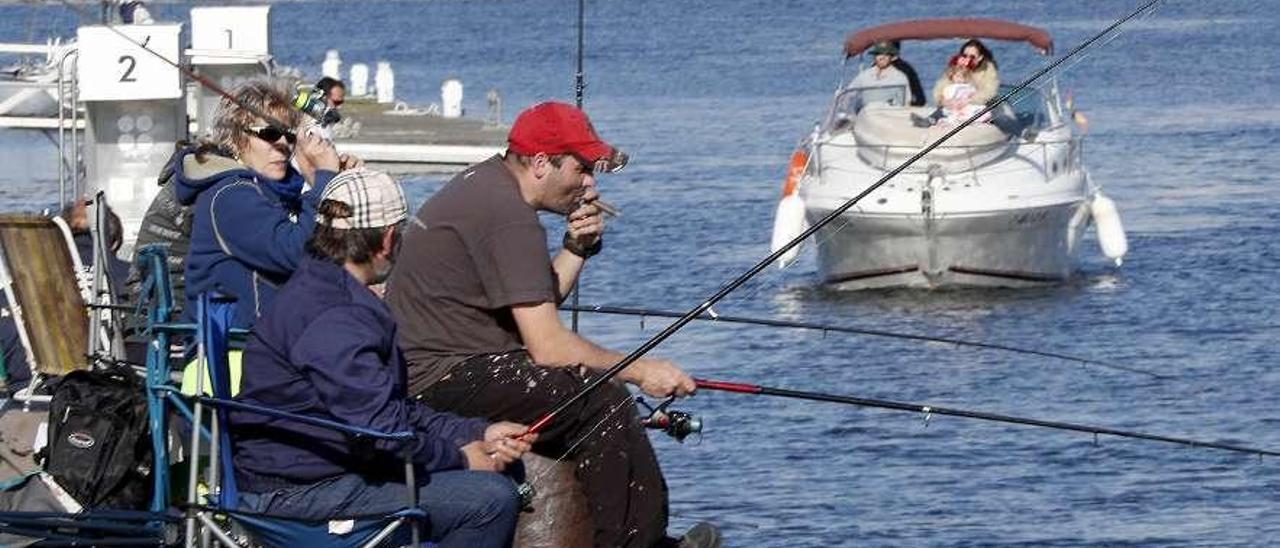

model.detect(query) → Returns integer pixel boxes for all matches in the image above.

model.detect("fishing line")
[561,304,1169,379]
[526,0,1169,438]
[56,0,297,135]
[524,388,637,490]
[695,377,1280,458]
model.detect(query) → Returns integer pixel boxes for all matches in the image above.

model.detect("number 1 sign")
[76,24,183,102]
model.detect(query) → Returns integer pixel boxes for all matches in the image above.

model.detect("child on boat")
[935,54,991,127]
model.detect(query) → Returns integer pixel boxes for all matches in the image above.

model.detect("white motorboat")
[770,18,1127,289]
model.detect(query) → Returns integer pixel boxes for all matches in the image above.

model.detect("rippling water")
[3,1,1280,546]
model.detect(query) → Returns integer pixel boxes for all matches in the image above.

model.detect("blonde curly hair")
[210,79,301,155]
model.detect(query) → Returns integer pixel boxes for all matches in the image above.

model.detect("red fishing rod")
[694,378,1280,458]
[526,0,1166,438]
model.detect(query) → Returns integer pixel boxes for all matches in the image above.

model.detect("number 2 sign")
[76,24,182,101]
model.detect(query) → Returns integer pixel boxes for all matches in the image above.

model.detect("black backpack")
[42,368,153,509]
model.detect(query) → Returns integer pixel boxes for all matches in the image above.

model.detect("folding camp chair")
[0,238,174,548]
[178,293,426,548]
[0,214,91,387]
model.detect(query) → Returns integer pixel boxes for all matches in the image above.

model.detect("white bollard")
[322,50,341,80]
[349,63,369,97]
[441,79,463,118]
[375,61,395,104]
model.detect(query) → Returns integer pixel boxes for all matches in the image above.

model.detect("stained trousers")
[416,351,669,548]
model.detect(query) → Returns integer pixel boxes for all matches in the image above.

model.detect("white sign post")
[189,6,273,137]
[75,24,186,255]
[190,6,271,59]
[76,25,182,102]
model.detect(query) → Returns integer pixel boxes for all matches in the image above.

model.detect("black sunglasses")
[245,125,297,145]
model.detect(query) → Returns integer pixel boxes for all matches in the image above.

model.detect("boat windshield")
[1001,84,1056,130]
[823,85,909,132]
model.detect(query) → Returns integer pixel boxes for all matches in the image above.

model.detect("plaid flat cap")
[317,168,408,229]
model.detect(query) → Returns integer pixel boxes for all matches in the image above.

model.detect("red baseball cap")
[508,101,628,172]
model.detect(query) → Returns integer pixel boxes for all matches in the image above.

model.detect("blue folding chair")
[180,293,427,548]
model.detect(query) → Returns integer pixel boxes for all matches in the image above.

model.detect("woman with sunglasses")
[932,38,1000,106]
[174,79,343,331]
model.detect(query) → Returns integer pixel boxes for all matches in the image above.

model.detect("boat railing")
[820,135,1085,182]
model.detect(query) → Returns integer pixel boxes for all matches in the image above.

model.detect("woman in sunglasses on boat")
[174,79,345,330]
[932,38,1000,106]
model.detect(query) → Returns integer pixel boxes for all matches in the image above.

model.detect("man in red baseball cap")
[507,100,629,175]
[389,101,719,548]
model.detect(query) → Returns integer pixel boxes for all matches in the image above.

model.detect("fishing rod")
[562,304,1169,379]
[526,0,1165,437]
[58,0,296,136]
[694,377,1280,458]
[570,0,587,333]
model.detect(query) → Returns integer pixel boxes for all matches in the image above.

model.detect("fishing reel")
[516,481,536,513]
[638,396,702,443]
[292,85,342,127]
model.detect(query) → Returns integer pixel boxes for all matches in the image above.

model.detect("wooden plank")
[0,215,88,375]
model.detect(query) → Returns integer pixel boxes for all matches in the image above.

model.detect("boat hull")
[810,200,1091,289]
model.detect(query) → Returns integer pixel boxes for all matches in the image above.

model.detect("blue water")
[4,1,1280,546]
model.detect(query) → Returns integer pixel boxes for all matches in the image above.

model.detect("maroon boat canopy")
[845,18,1053,57]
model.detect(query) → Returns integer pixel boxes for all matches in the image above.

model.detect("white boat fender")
[1091,193,1128,266]
[770,150,810,268]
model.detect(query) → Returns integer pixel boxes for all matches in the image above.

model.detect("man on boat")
[387,101,720,548]
[233,168,534,548]
[849,40,922,106]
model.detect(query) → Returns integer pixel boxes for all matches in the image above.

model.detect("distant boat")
[770,18,1127,289]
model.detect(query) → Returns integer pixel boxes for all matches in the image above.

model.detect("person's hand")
[295,127,340,183]
[338,152,364,171]
[631,358,696,398]
[462,422,536,472]
[566,188,605,250]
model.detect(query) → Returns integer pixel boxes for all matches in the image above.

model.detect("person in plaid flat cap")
[388,102,720,548]
[234,168,536,548]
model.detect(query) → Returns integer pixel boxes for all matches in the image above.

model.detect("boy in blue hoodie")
[177,80,341,330]
[234,169,533,547]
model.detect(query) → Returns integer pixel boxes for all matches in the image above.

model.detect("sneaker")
[678,522,722,548]
[910,113,932,128]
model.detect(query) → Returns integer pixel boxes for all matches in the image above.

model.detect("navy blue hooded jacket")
[232,256,489,491]
[174,148,336,329]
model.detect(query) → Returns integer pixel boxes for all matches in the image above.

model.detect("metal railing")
[56,48,80,211]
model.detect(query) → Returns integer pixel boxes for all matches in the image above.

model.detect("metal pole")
[404,445,420,547]
[185,303,207,548]
[69,54,79,200]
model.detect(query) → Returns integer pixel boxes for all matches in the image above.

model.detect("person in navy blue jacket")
[233,168,534,547]
[177,79,344,330]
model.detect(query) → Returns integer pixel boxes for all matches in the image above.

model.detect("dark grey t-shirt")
[387,155,558,395]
